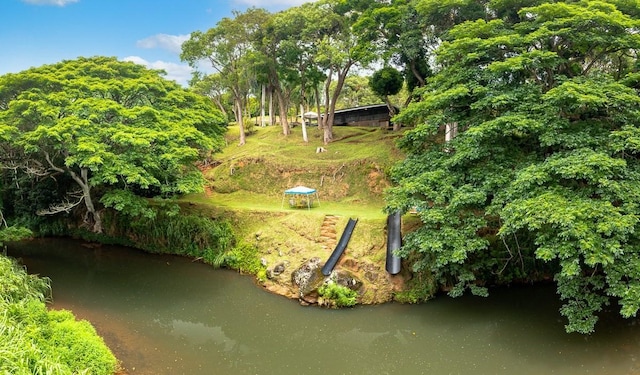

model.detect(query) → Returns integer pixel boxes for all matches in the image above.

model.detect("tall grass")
[102,208,235,266]
[0,255,118,375]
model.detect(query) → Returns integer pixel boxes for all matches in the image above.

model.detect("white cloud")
[233,0,315,7]
[136,34,190,54]
[122,56,193,87]
[22,0,78,6]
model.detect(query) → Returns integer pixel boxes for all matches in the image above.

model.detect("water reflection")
[7,238,640,375]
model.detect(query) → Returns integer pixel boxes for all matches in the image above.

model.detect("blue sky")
[0,0,313,85]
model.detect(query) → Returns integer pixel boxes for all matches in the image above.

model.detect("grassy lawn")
[185,124,405,220]
[185,191,387,220]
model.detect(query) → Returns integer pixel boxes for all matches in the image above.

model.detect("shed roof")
[332,103,390,114]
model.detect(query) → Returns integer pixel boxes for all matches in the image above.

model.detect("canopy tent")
[302,111,319,126]
[281,186,320,210]
[303,111,318,119]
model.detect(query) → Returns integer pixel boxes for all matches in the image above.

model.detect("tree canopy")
[0,57,226,233]
[182,0,383,145]
[182,8,269,146]
[387,0,640,333]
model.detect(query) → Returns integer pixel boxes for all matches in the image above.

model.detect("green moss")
[393,272,436,304]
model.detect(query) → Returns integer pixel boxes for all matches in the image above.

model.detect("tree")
[339,75,379,108]
[189,72,231,120]
[256,2,328,141]
[182,8,270,146]
[254,8,294,136]
[369,67,403,129]
[0,57,226,233]
[0,125,33,250]
[354,0,433,90]
[313,0,377,144]
[388,0,640,333]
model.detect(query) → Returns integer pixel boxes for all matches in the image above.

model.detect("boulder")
[291,257,325,298]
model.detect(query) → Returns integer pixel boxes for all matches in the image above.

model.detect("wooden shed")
[331,104,397,128]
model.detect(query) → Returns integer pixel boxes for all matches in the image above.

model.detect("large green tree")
[0,57,226,233]
[256,2,328,140]
[388,0,640,333]
[313,0,378,144]
[354,0,433,89]
[369,66,403,129]
[182,8,269,146]
[189,72,231,120]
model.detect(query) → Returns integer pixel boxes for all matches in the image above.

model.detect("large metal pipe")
[321,218,358,276]
[386,211,402,275]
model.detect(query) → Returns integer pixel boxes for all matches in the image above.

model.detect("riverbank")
[0,253,118,374]
[179,125,427,305]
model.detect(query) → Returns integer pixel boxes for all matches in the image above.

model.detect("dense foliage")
[388,0,640,333]
[183,0,387,144]
[0,57,226,233]
[99,205,235,267]
[0,255,117,374]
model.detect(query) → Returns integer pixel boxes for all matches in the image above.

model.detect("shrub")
[0,255,117,375]
[318,281,358,307]
[224,241,264,274]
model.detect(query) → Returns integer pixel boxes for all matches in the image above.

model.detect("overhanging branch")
[36,190,85,216]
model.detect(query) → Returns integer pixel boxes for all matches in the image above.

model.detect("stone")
[291,257,325,298]
[272,262,285,276]
[333,270,363,291]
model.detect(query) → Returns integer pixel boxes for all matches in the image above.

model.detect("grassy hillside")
[182,124,420,304]
[191,124,404,214]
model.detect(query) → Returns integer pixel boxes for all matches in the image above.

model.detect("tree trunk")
[444,122,458,153]
[384,96,400,131]
[322,73,333,143]
[213,98,227,119]
[409,59,425,87]
[261,84,266,127]
[300,103,308,143]
[275,86,290,136]
[322,65,351,144]
[69,168,102,233]
[269,88,275,126]
[445,122,458,143]
[315,85,322,129]
[44,152,102,233]
[235,98,246,146]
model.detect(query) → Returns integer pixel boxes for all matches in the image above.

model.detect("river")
[7,238,640,375]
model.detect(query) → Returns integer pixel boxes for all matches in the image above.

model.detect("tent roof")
[284,186,316,195]
[303,111,318,119]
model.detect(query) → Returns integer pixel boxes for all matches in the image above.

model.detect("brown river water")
[7,238,640,375]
